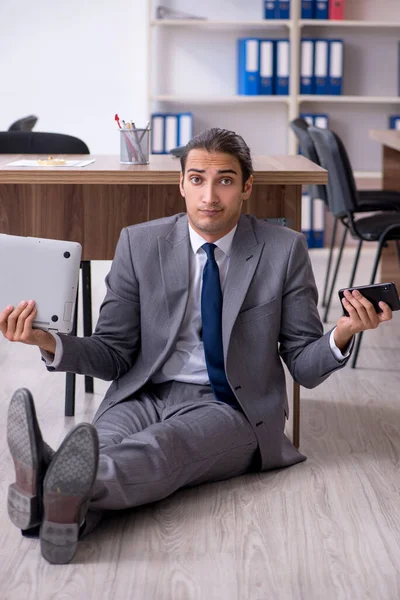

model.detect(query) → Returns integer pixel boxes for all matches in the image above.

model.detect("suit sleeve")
[278,233,349,388]
[42,227,141,381]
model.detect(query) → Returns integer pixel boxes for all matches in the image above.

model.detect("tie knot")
[202,243,217,262]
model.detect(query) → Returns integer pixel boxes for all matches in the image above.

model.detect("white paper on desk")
[6,159,96,168]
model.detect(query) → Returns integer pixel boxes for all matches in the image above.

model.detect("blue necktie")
[201,243,239,409]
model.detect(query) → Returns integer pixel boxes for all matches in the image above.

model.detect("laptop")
[0,234,82,334]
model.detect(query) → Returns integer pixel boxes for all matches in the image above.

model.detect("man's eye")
[220,178,232,185]
[190,176,202,184]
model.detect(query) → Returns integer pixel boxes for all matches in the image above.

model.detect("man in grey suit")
[1,128,392,564]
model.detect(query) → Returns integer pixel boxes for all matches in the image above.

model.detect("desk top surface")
[0,154,327,185]
[370,130,400,152]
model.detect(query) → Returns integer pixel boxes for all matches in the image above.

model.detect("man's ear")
[179,172,185,197]
[242,175,253,201]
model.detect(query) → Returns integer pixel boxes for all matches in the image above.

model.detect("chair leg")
[65,283,79,416]
[348,239,363,288]
[351,241,384,369]
[395,240,400,269]
[350,331,364,370]
[81,261,94,394]
[323,227,348,323]
[322,216,338,307]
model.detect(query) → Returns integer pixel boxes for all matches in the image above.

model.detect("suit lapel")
[158,215,190,343]
[222,216,264,355]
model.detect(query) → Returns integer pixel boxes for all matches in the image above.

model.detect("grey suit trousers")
[89,381,258,513]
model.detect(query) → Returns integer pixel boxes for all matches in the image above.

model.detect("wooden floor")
[1,246,400,600]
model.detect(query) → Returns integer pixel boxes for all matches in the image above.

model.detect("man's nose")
[202,184,217,204]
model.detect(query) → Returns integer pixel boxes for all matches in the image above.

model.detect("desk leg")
[81,261,94,394]
[381,146,400,290]
[65,286,78,417]
[293,384,300,449]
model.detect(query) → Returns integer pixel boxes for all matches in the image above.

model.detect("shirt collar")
[188,222,237,257]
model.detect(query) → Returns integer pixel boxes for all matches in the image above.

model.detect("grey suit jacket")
[52,213,348,470]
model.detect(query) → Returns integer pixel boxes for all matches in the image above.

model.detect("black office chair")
[8,115,38,132]
[0,131,93,412]
[290,118,330,302]
[290,118,400,318]
[0,131,89,154]
[308,126,400,368]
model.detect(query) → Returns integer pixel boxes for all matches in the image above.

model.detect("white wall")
[0,0,149,154]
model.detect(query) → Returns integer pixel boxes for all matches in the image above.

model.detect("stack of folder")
[264,0,290,19]
[151,113,193,154]
[302,191,326,249]
[300,39,343,95]
[238,38,290,95]
[301,0,345,19]
[300,113,328,248]
[389,115,400,130]
[300,113,329,129]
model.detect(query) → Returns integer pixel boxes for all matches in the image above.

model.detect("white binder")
[312,198,325,247]
[276,39,290,94]
[164,115,179,153]
[259,40,274,94]
[178,113,193,146]
[301,193,312,247]
[300,39,314,94]
[329,40,344,94]
[314,39,329,94]
[314,115,328,128]
[151,115,165,154]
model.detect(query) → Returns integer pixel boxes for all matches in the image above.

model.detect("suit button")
[47,366,56,372]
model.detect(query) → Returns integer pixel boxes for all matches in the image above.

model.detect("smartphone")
[338,282,400,317]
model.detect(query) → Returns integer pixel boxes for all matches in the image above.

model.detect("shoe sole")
[40,423,99,565]
[7,389,42,530]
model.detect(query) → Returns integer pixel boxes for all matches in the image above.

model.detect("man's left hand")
[333,289,393,352]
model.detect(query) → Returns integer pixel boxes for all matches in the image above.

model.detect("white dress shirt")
[42,223,350,370]
[151,224,237,384]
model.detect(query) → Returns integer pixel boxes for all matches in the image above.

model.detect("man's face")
[180,149,253,242]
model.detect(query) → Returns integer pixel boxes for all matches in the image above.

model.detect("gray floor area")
[1,246,399,600]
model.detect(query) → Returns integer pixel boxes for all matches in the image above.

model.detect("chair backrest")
[289,117,327,204]
[307,126,358,218]
[8,115,38,132]
[0,131,90,154]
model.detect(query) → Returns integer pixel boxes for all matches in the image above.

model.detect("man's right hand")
[0,301,56,355]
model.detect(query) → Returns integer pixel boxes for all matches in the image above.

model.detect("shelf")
[151,19,400,29]
[299,95,400,104]
[354,171,382,179]
[152,95,290,105]
[300,19,400,28]
[150,19,290,29]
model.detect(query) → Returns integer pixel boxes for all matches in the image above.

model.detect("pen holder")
[120,128,150,164]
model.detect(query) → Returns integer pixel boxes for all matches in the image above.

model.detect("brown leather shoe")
[7,388,54,531]
[40,423,99,564]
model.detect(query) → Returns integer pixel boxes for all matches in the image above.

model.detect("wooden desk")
[370,130,400,288]
[0,154,326,258]
[0,153,327,447]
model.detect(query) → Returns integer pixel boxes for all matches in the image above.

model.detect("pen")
[138,121,150,142]
[115,113,122,129]
[130,123,146,163]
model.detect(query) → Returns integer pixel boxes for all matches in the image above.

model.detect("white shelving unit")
[152,95,290,104]
[148,0,400,175]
